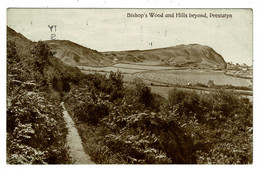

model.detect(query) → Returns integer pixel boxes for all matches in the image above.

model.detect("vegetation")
[64,77,196,164]
[166,89,252,164]
[7,27,253,164]
[64,73,252,164]
[6,39,84,164]
[136,70,251,89]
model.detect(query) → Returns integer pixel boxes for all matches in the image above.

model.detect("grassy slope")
[103,44,227,68]
[45,40,113,67]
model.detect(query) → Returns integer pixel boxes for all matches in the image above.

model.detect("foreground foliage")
[64,72,253,164]
[6,39,77,163]
[64,77,196,164]
[166,89,253,164]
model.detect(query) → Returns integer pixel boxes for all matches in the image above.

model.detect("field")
[78,63,175,74]
[79,63,253,100]
[225,70,253,79]
[136,69,252,87]
[113,63,175,70]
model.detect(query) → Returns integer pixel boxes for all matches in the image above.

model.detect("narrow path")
[61,102,94,164]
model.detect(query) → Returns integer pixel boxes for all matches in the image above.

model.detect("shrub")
[128,79,161,112]
[64,79,197,164]
[7,40,19,63]
[168,88,202,121]
[102,105,197,164]
[73,55,80,62]
[166,88,253,164]
[7,39,72,164]
[208,80,214,87]
[7,89,71,164]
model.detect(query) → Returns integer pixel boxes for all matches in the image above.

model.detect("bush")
[168,88,202,121]
[166,88,253,164]
[64,79,197,164]
[127,79,161,112]
[7,40,19,64]
[100,103,197,164]
[81,71,124,102]
[64,73,252,164]
[136,83,154,108]
[7,89,71,164]
[196,83,208,88]
[7,39,72,164]
[74,100,109,125]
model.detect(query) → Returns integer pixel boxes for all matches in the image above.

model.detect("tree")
[208,80,214,88]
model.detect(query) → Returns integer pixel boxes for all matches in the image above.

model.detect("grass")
[79,66,146,74]
[79,64,252,102]
[113,63,175,70]
[78,63,177,75]
[79,64,252,88]
[136,69,252,87]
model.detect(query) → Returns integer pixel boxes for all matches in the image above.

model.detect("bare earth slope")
[103,44,227,68]
[45,40,113,66]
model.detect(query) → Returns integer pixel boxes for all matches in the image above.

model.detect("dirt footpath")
[61,102,94,164]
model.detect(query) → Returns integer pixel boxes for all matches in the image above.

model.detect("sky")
[7,8,253,65]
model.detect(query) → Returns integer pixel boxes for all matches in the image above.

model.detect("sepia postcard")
[6,8,252,164]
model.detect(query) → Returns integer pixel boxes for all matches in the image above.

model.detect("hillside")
[7,27,113,67]
[7,27,86,164]
[45,40,113,66]
[7,26,252,164]
[103,44,227,68]
[8,25,226,69]
[7,26,33,46]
